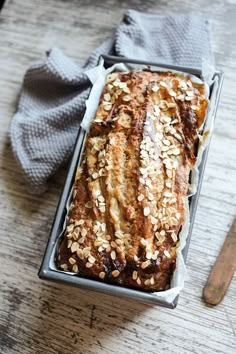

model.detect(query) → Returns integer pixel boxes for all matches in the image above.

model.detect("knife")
[203,217,236,305]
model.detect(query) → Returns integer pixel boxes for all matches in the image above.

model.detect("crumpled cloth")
[10,10,213,193]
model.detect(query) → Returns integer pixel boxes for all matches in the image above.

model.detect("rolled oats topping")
[58,69,208,292]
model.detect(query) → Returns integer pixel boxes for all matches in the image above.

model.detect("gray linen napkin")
[10,10,213,193]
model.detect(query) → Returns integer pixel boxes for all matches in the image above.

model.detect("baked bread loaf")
[58,70,208,291]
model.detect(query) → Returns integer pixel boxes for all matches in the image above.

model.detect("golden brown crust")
[58,70,208,291]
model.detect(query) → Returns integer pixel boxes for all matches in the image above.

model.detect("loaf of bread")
[58,70,208,291]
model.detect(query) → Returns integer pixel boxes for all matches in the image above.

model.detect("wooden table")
[0,1,236,353]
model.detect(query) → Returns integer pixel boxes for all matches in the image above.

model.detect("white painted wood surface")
[0,0,236,353]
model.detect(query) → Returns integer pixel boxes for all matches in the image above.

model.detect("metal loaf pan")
[39,55,224,308]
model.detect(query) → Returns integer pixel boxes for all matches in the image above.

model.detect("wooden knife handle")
[203,218,236,305]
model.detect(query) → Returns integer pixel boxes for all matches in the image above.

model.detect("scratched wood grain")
[0,0,236,353]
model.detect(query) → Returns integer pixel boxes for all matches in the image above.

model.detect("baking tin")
[38,55,224,308]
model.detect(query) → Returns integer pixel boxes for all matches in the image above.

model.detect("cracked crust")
[58,70,208,292]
